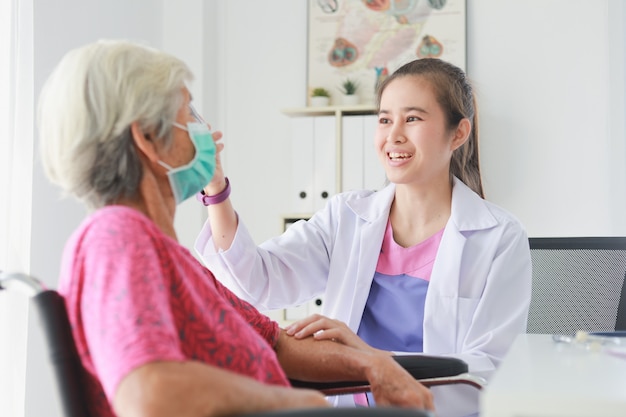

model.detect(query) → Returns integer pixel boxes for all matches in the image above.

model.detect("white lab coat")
[195,177,532,417]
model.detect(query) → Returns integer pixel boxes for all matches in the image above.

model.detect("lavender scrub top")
[357,220,444,352]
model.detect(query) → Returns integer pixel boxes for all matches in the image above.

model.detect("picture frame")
[307,0,467,106]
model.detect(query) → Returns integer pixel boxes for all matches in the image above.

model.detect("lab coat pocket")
[457,297,480,345]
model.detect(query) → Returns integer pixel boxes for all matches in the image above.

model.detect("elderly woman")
[37,40,434,417]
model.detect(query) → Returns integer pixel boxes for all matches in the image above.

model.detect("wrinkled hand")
[204,130,226,195]
[285,314,387,355]
[367,354,435,410]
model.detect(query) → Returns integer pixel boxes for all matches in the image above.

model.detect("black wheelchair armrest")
[251,407,433,417]
[289,355,468,395]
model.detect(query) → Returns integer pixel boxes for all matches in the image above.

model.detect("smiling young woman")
[196,58,532,417]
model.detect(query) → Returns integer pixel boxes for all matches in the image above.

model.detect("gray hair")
[38,39,194,208]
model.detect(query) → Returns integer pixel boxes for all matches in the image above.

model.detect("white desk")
[480,333,626,417]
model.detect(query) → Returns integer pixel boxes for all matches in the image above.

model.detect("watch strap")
[196,177,230,206]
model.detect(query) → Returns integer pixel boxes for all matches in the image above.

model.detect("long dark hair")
[376,58,484,198]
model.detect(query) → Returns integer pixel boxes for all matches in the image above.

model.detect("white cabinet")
[279,211,326,324]
[290,116,336,214]
[283,105,381,218]
[342,114,386,192]
[279,105,381,324]
[283,296,324,321]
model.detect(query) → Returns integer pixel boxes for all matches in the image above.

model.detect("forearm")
[275,331,434,409]
[113,360,328,417]
[206,197,237,251]
[275,330,386,383]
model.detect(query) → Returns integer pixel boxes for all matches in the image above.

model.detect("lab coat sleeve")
[194,206,337,311]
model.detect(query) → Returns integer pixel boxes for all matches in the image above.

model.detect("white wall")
[468,0,626,237]
[5,0,626,416]
[215,0,307,243]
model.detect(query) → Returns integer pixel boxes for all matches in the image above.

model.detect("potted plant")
[310,87,331,107]
[338,78,360,106]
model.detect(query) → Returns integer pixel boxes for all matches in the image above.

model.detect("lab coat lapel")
[423,223,466,352]
[344,184,395,331]
[423,178,498,353]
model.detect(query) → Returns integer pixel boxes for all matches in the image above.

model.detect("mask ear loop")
[172,122,188,131]
[157,160,175,171]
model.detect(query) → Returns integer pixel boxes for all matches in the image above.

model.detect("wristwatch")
[196,177,230,206]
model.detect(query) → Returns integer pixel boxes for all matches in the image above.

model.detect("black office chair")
[527,237,626,334]
[0,272,482,417]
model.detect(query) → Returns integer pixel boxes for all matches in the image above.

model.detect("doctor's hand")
[284,314,390,356]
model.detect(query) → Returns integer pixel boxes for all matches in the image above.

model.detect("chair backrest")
[527,237,626,334]
[0,272,92,417]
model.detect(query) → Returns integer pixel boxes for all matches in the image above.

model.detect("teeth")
[388,152,412,159]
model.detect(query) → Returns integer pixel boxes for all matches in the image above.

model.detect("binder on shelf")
[312,116,335,211]
[342,115,365,192]
[290,117,315,214]
[362,114,385,191]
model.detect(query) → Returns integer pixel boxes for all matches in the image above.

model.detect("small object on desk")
[552,330,622,351]
[588,331,626,360]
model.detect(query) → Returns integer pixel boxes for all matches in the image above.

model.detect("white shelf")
[281,104,376,117]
